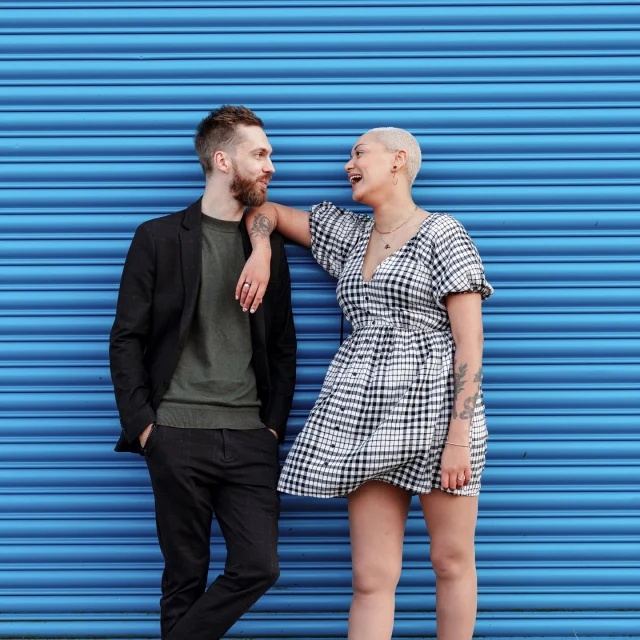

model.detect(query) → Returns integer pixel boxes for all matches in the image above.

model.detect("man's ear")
[214,150,231,174]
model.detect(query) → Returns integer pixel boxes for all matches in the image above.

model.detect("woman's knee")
[352,559,402,596]
[430,541,475,580]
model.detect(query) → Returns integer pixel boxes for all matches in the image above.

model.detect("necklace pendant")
[384,243,391,250]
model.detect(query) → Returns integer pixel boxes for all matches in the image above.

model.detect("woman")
[236,127,493,640]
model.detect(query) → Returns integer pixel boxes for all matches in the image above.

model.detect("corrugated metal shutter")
[2,1,639,638]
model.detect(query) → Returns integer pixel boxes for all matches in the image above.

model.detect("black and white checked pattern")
[278,202,493,497]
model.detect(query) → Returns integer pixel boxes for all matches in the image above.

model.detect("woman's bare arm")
[236,202,311,312]
[440,292,485,491]
[247,202,311,250]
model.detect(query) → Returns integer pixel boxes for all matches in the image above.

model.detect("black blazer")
[109,198,297,454]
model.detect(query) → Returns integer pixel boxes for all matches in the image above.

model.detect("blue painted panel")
[1,1,639,638]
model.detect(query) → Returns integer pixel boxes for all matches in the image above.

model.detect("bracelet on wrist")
[445,440,470,448]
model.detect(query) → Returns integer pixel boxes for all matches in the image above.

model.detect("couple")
[109,105,493,640]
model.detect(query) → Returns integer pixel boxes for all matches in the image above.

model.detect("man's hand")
[139,423,154,448]
[235,246,272,313]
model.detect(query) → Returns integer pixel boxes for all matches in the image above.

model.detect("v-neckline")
[360,214,431,283]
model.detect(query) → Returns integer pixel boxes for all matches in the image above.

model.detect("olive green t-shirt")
[156,214,264,429]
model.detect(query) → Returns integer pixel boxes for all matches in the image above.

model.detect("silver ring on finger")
[243,282,251,287]
[457,475,465,481]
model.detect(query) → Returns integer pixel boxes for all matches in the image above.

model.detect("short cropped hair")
[194,105,264,175]
[368,127,422,185]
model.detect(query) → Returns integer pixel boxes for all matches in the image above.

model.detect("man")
[109,105,296,640]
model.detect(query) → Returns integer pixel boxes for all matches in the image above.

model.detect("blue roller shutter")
[1,1,639,638]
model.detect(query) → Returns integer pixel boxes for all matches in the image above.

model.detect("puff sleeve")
[309,201,370,278]
[430,215,493,310]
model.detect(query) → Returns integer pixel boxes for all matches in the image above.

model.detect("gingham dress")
[278,202,494,497]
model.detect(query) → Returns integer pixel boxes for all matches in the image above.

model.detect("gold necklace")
[375,230,396,251]
[374,204,419,250]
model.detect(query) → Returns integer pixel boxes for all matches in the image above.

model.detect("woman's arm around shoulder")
[236,202,311,312]
[247,202,311,250]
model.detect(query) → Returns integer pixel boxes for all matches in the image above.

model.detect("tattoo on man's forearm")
[250,212,274,241]
[473,367,483,384]
[459,393,479,420]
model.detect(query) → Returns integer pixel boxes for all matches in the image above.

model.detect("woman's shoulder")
[311,201,370,220]
[310,201,372,233]
[411,212,463,248]
[308,202,370,277]
[410,213,473,264]
[422,212,467,239]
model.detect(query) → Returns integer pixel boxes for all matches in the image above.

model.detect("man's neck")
[201,184,244,222]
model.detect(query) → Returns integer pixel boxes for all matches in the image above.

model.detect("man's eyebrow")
[251,146,272,154]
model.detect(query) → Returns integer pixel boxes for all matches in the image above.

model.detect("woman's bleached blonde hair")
[367,127,422,186]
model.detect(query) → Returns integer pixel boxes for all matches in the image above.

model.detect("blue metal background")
[1,1,640,638]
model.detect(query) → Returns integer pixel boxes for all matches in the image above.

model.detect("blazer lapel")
[178,199,203,341]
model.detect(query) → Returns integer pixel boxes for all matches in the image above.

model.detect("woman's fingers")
[250,283,267,313]
[464,464,472,487]
[235,267,249,301]
[239,280,252,307]
[236,250,272,311]
[442,467,470,491]
[441,444,472,491]
[442,470,458,491]
[242,281,260,311]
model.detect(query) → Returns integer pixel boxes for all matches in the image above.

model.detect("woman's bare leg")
[347,481,412,640]
[420,490,479,640]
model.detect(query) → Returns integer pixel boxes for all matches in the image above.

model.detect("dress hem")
[278,476,481,499]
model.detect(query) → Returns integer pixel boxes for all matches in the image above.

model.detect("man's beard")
[230,169,268,207]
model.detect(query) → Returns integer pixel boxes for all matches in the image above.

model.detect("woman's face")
[344,132,395,205]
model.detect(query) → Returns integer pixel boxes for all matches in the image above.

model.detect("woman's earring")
[392,170,398,186]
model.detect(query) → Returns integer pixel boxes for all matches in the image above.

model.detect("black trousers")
[144,426,281,640]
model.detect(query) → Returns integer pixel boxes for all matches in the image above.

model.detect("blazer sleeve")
[109,223,157,442]
[264,237,297,443]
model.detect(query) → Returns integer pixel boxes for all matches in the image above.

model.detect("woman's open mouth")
[349,174,363,189]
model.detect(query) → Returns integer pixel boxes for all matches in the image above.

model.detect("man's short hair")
[195,105,264,175]
[368,127,422,186]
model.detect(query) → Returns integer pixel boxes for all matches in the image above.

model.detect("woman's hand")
[440,443,472,491]
[235,246,272,313]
